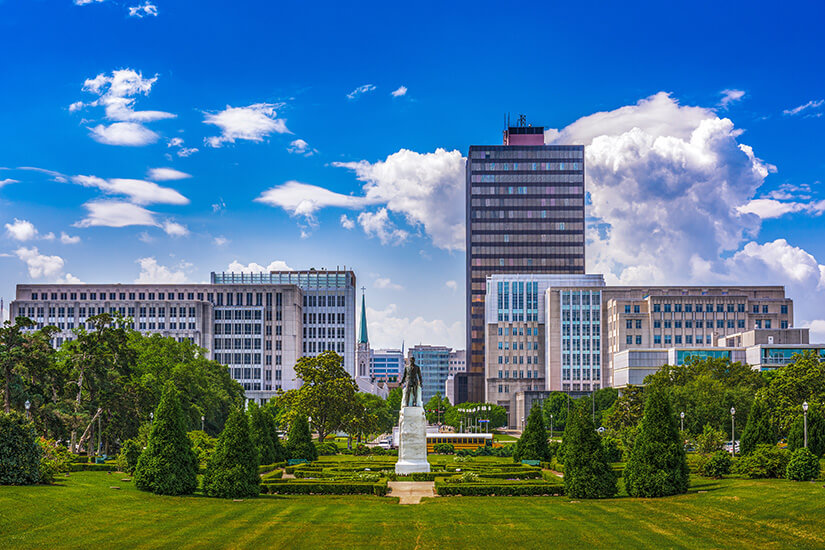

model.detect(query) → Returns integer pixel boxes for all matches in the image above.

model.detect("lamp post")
[24,400,31,420]
[680,411,685,432]
[803,401,809,448]
[550,413,554,438]
[730,407,736,456]
[149,412,153,424]
[201,415,205,431]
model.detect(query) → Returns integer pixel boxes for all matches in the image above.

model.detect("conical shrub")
[266,408,288,463]
[624,387,689,497]
[203,408,260,498]
[286,415,317,462]
[248,402,276,465]
[562,403,617,499]
[134,383,198,495]
[514,403,550,462]
[740,398,775,455]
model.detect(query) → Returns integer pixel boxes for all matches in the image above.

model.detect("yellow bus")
[426,433,494,453]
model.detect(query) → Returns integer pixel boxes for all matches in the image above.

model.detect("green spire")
[358,290,368,344]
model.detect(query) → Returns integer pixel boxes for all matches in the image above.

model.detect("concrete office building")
[448,349,466,376]
[465,118,585,402]
[11,283,303,403]
[370,349,405,384]
[211,269,357,378]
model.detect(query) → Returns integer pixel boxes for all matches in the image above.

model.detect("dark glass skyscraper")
[464,122,585,402]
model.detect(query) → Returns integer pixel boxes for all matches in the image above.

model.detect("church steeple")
[358,287,368,345]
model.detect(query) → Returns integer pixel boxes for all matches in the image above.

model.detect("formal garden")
[3,317,825,547]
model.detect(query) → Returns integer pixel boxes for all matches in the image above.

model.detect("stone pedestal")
[395,406,430,474]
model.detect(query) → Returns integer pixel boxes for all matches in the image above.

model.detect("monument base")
[395,406,430,475]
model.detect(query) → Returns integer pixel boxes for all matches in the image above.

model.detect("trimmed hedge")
[69,463,117,472]
[258,462,286,474]
[435,478,564,496]
[262,479,388,496]
[261,469,284,481]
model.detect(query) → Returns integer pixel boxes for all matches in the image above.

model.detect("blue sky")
[2,0,825,349]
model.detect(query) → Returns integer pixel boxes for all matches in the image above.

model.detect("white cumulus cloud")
[161,220,189,237]
[14,247,65,278]
[203,103,289,147]
[135,257,188,283]
[255,180,376,222]
[391,86,408,97]
[358,209,408,245]
[88,122,159,146]
[60,232,81,244]
[75,200,159,228]
[5,219,39,241]
[374,277,403,290]
[339,214,355,230]
[147,167,191,181]
[287,138,316,156]
[367,304,463,350]
[224,260,293,273]
[128,2,157,17]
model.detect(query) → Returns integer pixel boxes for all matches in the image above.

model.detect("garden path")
[387,481,435,504]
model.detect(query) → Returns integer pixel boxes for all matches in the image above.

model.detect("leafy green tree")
[788,403,825,458]
[276,351,357,441]
[0,411,42,485]
[203,408,260,498]
[514,403,550,461]
[754,351,825,434]
[386,387,402,417]
[624,387,689,498]
[542,392,571,432]
[134,383,198,496]
[425,393,451,424]
[264,407,287,463]
[248,401,276,465]
[786,447,821,481]
[740,398,775,455]
[446,402,507,431]
[285,415,317,461]
[562,403,617,499]
[116,438,142,474]
[0,317,57,414]
[603,385,646,433]
[695,423,727,454]
[347,392,393,443]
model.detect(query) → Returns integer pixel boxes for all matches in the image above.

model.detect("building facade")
[371,349,404,384]
[409,344,452,403]
[448,349,466,376]
[211,269,357,378]
[11,283,303,403]
[465,121,585,402]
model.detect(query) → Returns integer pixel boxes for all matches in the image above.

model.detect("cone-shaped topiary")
[0,412,42,485]
[286,415,317,462]
[624,386,689,497]
[266,408,288,463]
[134,383,198,495]
[786,447,821,481]
[203,408,260,498]
[514,403,550,462]
[788,403,825,458]
[562,403,617,499]
[248,402,276,465]
[740,398,775,455]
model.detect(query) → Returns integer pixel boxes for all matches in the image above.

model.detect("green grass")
[2,472,825,549]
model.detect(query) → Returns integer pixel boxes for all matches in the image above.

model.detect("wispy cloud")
[391,86,408,97]
[147,167,191,181]
[784,99,824,117]
[719,89,745,108]
[203,103,289,147]
[71,175,189,205]
[287,138,317,156]
[347,84,376,100]
[128,2,157,17]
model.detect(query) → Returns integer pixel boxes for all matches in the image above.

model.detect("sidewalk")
[387,481,436,504]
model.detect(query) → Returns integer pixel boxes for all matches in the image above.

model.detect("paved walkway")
[387,481,436,504]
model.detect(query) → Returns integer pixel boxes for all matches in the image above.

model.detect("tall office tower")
[465,118,585,402]
[212,269,357,377]
[409,344,452,403]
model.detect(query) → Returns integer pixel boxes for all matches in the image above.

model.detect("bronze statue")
[400,357,423,407]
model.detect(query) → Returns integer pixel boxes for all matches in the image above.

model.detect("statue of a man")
[400,357,423,408]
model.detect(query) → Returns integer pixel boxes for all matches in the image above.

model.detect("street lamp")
[24,400,31,420]
[803,401,809,448]
[730,407,736,456]
[550,413,554,437]
[149,412,153,424]
[680,411,685,432]
[201,415,205,431]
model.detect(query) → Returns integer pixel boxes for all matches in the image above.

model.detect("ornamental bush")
[697,450,731,478]
[0,412,42,485]
[624,387,689,498]
[116,438,142,474]
[134,383,199,496]
[514,403,551,462]
[38,438,73,484]
[695,423,726,454]
[740,399,775,455]
[315,441,339,456]
[562,403,617,499]
[732,444,790,479]
[203,408,260,499]
[601,437,622,463]
[785,447,820,481]
[265,408,288,463]
[248,402,277,465]
[286,416,317,462]
[433,443,455,454]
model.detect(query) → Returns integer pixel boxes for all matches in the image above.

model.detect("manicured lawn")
[2,472,825,549]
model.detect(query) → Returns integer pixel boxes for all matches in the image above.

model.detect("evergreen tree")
[285,415,317,461]
[265,407,288,463]
[514,403,550,462]
[203,408,260,498]
[134,383,198,496]
[740,398,775,455]
[562,403,617,499]
[248,402,276,465]
[788,403,825,458]
[0,412,42,485]
[624,386,689,498]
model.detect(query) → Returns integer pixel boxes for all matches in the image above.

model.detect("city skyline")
[2,0,825,352]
